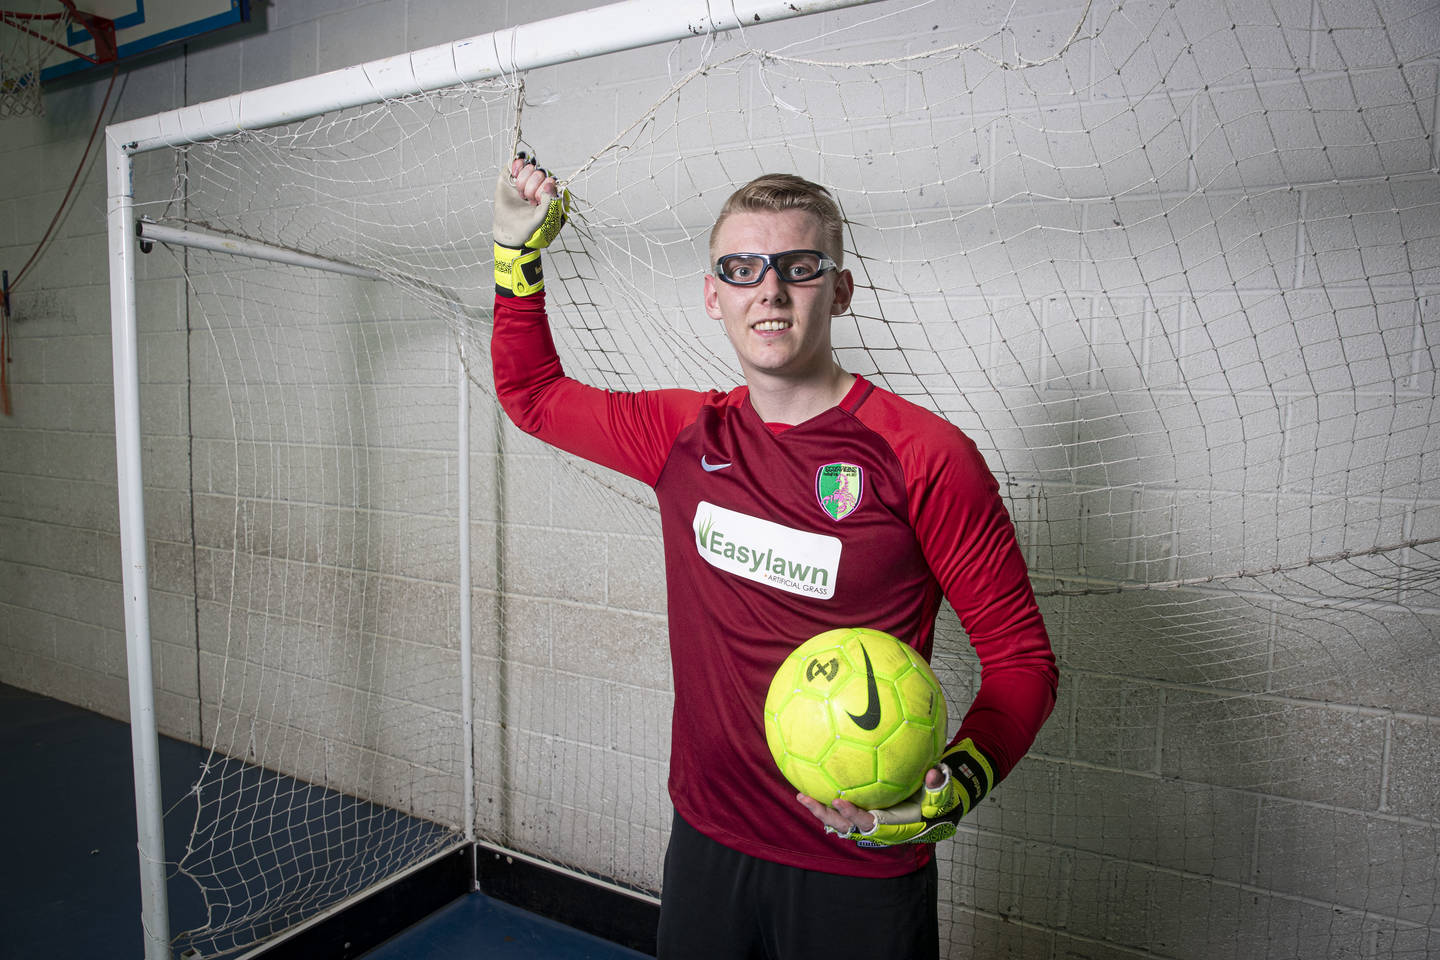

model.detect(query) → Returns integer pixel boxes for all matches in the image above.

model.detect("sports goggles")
[713,249,838,286]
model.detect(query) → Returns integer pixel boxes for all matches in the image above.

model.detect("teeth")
[754,321,790,332]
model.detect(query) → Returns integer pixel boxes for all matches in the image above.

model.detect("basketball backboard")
[0,0,250,83]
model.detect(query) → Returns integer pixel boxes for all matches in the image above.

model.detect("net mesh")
[128,0,1438,956]
[158,248,471,953]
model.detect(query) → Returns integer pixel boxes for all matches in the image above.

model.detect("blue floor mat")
[362,891,652,959]
[2,684,643,959]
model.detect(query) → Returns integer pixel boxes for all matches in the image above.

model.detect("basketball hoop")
[0,8,68,116]
[1,2,117,117]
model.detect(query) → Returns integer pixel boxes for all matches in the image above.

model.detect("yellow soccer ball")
[763,627,947,810]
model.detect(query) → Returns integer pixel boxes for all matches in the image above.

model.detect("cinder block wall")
[0,1,1436,958]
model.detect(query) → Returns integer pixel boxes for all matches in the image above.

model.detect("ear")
[830,268,855,315]
[704,273,724,321]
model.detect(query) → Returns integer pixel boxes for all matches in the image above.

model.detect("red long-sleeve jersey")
[493,293,1057,878]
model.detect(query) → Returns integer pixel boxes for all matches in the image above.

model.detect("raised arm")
[489,156,707,487]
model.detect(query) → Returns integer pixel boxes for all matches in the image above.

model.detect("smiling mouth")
[752,320,792,332]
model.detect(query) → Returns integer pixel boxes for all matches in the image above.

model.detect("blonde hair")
[709,173,844,266]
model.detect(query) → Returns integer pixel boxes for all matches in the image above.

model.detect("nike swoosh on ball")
[846,644,882,731]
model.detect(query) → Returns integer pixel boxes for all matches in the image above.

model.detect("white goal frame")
[104,2,883,956]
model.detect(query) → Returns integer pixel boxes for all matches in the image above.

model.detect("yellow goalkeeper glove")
[493,153,570,297]
[834,738,995,847]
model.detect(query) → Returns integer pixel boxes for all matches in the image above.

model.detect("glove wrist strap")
[940,738,995,818]
[494,243,544,297]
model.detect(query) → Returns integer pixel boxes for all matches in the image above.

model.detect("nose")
[756,265,789,302]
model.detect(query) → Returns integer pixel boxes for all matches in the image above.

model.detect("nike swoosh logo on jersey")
[701,456,732,472]
[847,643,882,731]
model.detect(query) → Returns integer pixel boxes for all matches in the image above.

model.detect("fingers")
[797,792,852,831]
[510,152,558,206]
[796,793,877,834]
[925,765,948,789]
[830,797,877,833]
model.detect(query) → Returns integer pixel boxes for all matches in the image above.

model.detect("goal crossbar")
[107,0,881,154]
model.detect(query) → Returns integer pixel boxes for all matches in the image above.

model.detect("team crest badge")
[816,462,863,521]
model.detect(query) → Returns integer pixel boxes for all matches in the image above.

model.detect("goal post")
[106,2,886,957]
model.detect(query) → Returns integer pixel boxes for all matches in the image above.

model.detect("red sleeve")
[906,421,1057,782]
[491,293,708,486]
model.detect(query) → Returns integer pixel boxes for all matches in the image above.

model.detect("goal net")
[123,0,1438,956]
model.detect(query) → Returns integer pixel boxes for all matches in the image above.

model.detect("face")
[704,209,854,387]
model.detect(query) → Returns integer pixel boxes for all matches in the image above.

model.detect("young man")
[492,156,1057,959]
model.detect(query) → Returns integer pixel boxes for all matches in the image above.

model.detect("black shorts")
[656,813,938,960]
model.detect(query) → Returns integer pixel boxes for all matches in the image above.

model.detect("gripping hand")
[493,153,570,297]
[835,738,995,847]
